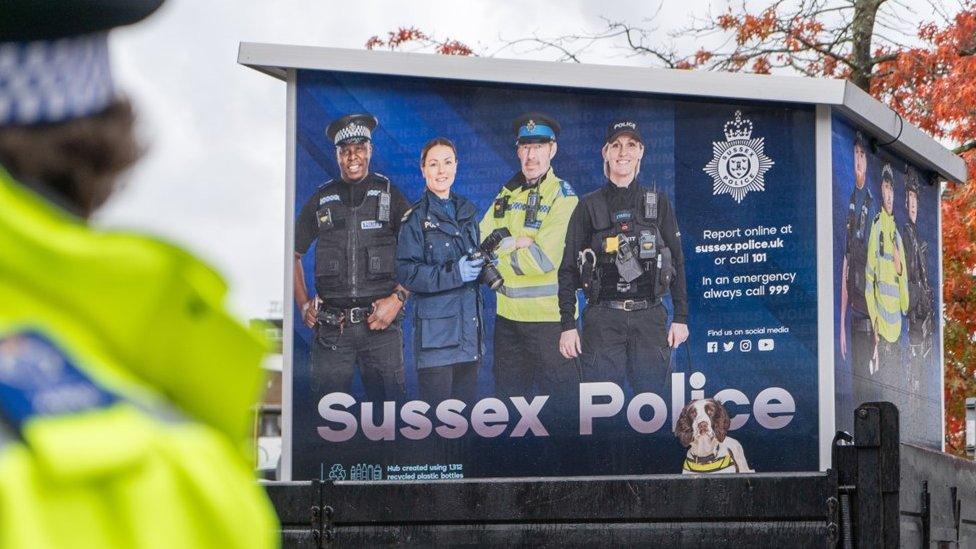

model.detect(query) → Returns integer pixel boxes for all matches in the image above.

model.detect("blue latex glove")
[458,255,485,283]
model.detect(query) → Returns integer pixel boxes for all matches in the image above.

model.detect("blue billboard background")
[292,69,819,479]
[831,114,942,449]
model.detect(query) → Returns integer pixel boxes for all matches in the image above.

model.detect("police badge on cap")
[0,0,165,127]
[326,113,378,146]
[512,112,560,145]
[605,119,644,145]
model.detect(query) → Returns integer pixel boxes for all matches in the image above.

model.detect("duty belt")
[596,298,661,312]
[851,316,873,333]
[320,305,374,326]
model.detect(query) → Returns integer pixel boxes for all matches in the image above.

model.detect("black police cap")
[512,112,560,144]
[605,119,644,145]
[905,170,920,195]
[0,0,166,41]
[326,113,378,146]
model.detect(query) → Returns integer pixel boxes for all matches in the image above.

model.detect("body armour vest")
[903,221,933,342]
[585,185,675,301]
[313,175,397,301]
[846,186,872,314]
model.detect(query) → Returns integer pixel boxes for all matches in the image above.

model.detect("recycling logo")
[327,463,346,481]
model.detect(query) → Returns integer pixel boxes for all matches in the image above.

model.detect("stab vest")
[903,221,933,336]
[846,187,872,314]
[584,185,674,300]
[313,174,398,301]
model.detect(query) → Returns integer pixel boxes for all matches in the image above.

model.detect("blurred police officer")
[558,119,688,393]
[902,172,934,377]
[294,113,411,402]
[0,1,278,547]
[480,113,579,399]
[840,132,875,380]
[865,163,908,374]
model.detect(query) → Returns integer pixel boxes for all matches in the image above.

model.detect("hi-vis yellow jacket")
[865,209,909,343]
[480,169,577,323]
[0,167,278,549]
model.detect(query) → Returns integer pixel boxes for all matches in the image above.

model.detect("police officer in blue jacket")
[396,138,484,403]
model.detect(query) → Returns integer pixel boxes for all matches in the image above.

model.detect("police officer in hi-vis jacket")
[479,113,580,399]
[865,162,909,374]
[0,1,277,546]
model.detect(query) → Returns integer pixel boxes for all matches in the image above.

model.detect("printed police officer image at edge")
[557,119,688,394]
[864,162,909,378]
[0,0,279,546]
[395,137,485,404]
[294,113,413,403]
[478,112,582,405]
[840,131,875,381]
[902,170,935,361]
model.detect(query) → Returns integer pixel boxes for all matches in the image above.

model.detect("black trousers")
[876,337,902,373]
[417,361,479,404]
[492,317,580,434]
[492,317,580,398]
[580,303,672,395]
[310,320,405,402]
[850,311,874,383]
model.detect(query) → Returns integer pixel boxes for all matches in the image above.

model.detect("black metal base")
[262,402,976,547]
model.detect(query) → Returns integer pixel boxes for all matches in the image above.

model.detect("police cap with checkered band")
[0,0,165,127]
[326,113,379,146]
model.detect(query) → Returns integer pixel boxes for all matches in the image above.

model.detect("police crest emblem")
[703,111,774,204]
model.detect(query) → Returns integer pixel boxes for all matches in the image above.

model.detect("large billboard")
[831,114,943,448]
[289,69,820,480]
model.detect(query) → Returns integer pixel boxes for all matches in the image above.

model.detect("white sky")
[95,0,944,319]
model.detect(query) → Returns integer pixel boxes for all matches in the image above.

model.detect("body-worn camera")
[469,228,512,290]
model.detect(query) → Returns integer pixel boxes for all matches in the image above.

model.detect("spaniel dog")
[674,398,753,474]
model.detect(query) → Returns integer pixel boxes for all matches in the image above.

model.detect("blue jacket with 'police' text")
[396,190,483,369]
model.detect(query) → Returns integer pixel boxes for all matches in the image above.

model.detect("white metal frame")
[815,105,835,470]
[280,69,297,480]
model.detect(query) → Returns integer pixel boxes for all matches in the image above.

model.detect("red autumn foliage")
[365,26,474,57]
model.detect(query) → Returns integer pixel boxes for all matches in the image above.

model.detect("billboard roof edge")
[237,42,965,183]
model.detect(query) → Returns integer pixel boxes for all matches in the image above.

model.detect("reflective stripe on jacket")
[865,210,909,343]
[0,167,278,549]
[479,169,577,322]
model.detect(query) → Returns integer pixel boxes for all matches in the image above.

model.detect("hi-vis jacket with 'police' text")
[0,167,278,549]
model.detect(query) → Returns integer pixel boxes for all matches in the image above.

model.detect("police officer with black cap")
[294,113,412,402]
[558,119,688,393]
[902,171,934,364]
[839,131,875,379]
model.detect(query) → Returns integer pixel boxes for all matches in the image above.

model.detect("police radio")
[377,192,391,223]
[644,191,658,220]
[525,189,540,226]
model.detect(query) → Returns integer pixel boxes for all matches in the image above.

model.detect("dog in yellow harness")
[675,398,754,474]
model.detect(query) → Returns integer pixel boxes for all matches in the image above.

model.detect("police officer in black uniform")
[902,172,934,368]
[294,114,412,401]
[840,131,875,381]
[558,119,688,393]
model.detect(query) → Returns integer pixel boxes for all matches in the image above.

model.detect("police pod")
[316,372,795,441]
